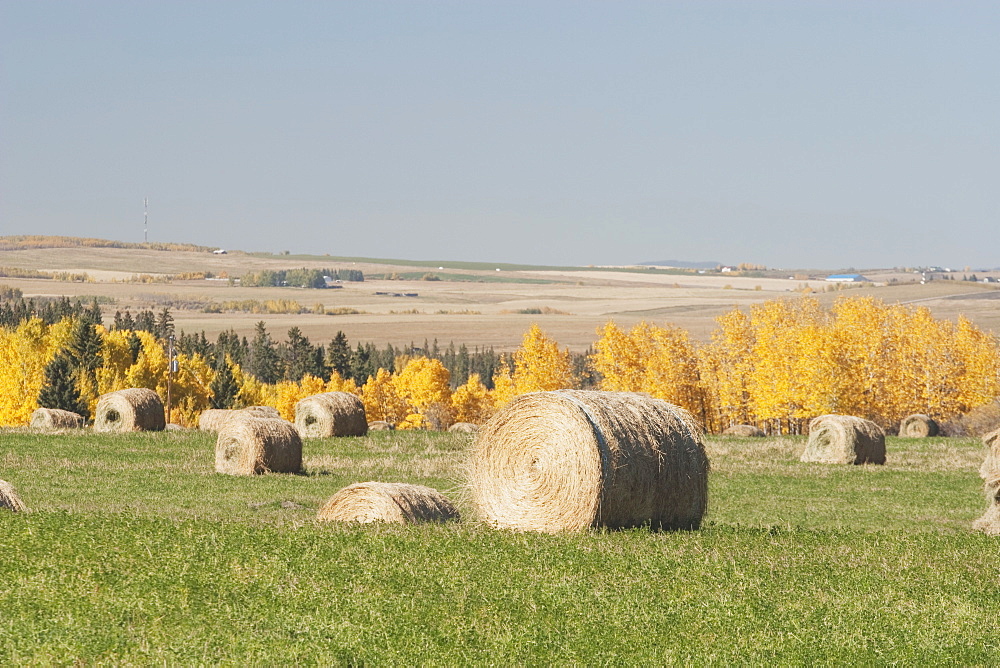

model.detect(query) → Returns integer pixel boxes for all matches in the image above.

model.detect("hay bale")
[294,392,367,438]
[899,414,939,438]
[368,420,395,431]
[801,414,886,465]
[973,428,1000,534]
[30,407,84,430]
[214,416,302,476]
[469,390,709,533]
[0,479,27,512]
[198,406,281,432]
[93,388,165,433]
[449,422,479,434]
[317,482,460,524]
[722,424,765,437]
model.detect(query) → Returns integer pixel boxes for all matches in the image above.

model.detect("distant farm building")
[213,249,227,254]
[826,274,869,283]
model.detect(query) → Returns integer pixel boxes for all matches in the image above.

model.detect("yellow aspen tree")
[0,317,73,425]
[510,324,574,394]
[640,322,708,422]
[167,353,216,426]
[231,362,268,408]
[451,373,496,424]
[698,309,756,431]
[953,316,1000,414]
[393,357,452,429]
[124,331,168,393]
[325,371,360,396]
[361,368,408,425]
[591,321,644,392]
[489,360,517,408]
[96,327,141,395]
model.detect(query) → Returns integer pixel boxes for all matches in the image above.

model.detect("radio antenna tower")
[144,197,148,243]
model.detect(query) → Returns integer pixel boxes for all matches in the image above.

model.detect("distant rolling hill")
[639,260,721,269]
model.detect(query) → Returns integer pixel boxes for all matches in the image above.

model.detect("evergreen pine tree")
[38,352,89,418]
[247,321,280,383]
[325,331,352,377]
[210,354,239,409]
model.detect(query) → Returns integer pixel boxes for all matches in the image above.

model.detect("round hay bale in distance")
[448,422,479,434]
[93,388,165,433]
[215,416,303,476]
[317,482,460,524]
[899,414,939,438]
[0,479,27,512]
[801,415,886,465]
[973,428,1000,535]
[295,392,367,438]
[469,390,709,533]
[367,420,395,431]
[30,408,84,430]
[722,424,765,437]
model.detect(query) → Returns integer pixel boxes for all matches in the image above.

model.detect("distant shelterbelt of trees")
[0,235,212,252]
[239,268,365,288]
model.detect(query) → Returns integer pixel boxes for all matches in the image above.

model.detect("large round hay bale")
[448,422,479,434]
[469,390,709,533]
[0,479,27,512]
[215,416,303,476]
[722,424,765,437]
[973,428,1000,535]
[899,414,939,438]
[317,482,460,524]
[199,406,281,432]
[801,415,886,465]
[295,392,367,438]
[368,420,395,431]
[30,408,84,430]
[93,388,165,433]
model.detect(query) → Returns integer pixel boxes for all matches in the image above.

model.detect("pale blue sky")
[2,1,997,269]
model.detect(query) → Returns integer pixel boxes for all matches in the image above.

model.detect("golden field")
[1,244,998,351]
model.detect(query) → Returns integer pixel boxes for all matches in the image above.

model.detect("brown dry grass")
[2,246,999,351]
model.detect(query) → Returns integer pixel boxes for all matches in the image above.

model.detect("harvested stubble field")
[1,429,999,664]
[2,244,999,349]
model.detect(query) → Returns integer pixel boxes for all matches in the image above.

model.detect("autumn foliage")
[1,297,997,433]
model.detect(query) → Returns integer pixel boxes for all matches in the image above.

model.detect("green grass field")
[2,430,998,664]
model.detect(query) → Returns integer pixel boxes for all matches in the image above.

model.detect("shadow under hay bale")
[973,428,1000,535]
[801,414,886,465]
[93,388,165,433]
[469,390,709,533]
[317,482,460,524]
[30,408,84,430]
[295,392,367,438]
[722,424,765,437]
[368,420,395,431]
[900,414,939,438]
[448,422,479,434]
[215,416,303,476]
[199,406,280,432]
[0,479,27,512]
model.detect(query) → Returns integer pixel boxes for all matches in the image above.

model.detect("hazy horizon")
[2,2,997,270]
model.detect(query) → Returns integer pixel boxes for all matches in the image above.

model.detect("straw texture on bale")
[973,428,1000,534]
[722,424,765,437]
[801,415,886,465]
[899,414,939,438]
[0,479,27,512]
[93,388,165,433]
[199,406,280,432]
[317,482,460,524]
[215,417,303,475]
[368,420,395,431]
[30,407,84,430]
[295,392,367,438]
[449,422,479,434]
[469,390,709,533]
